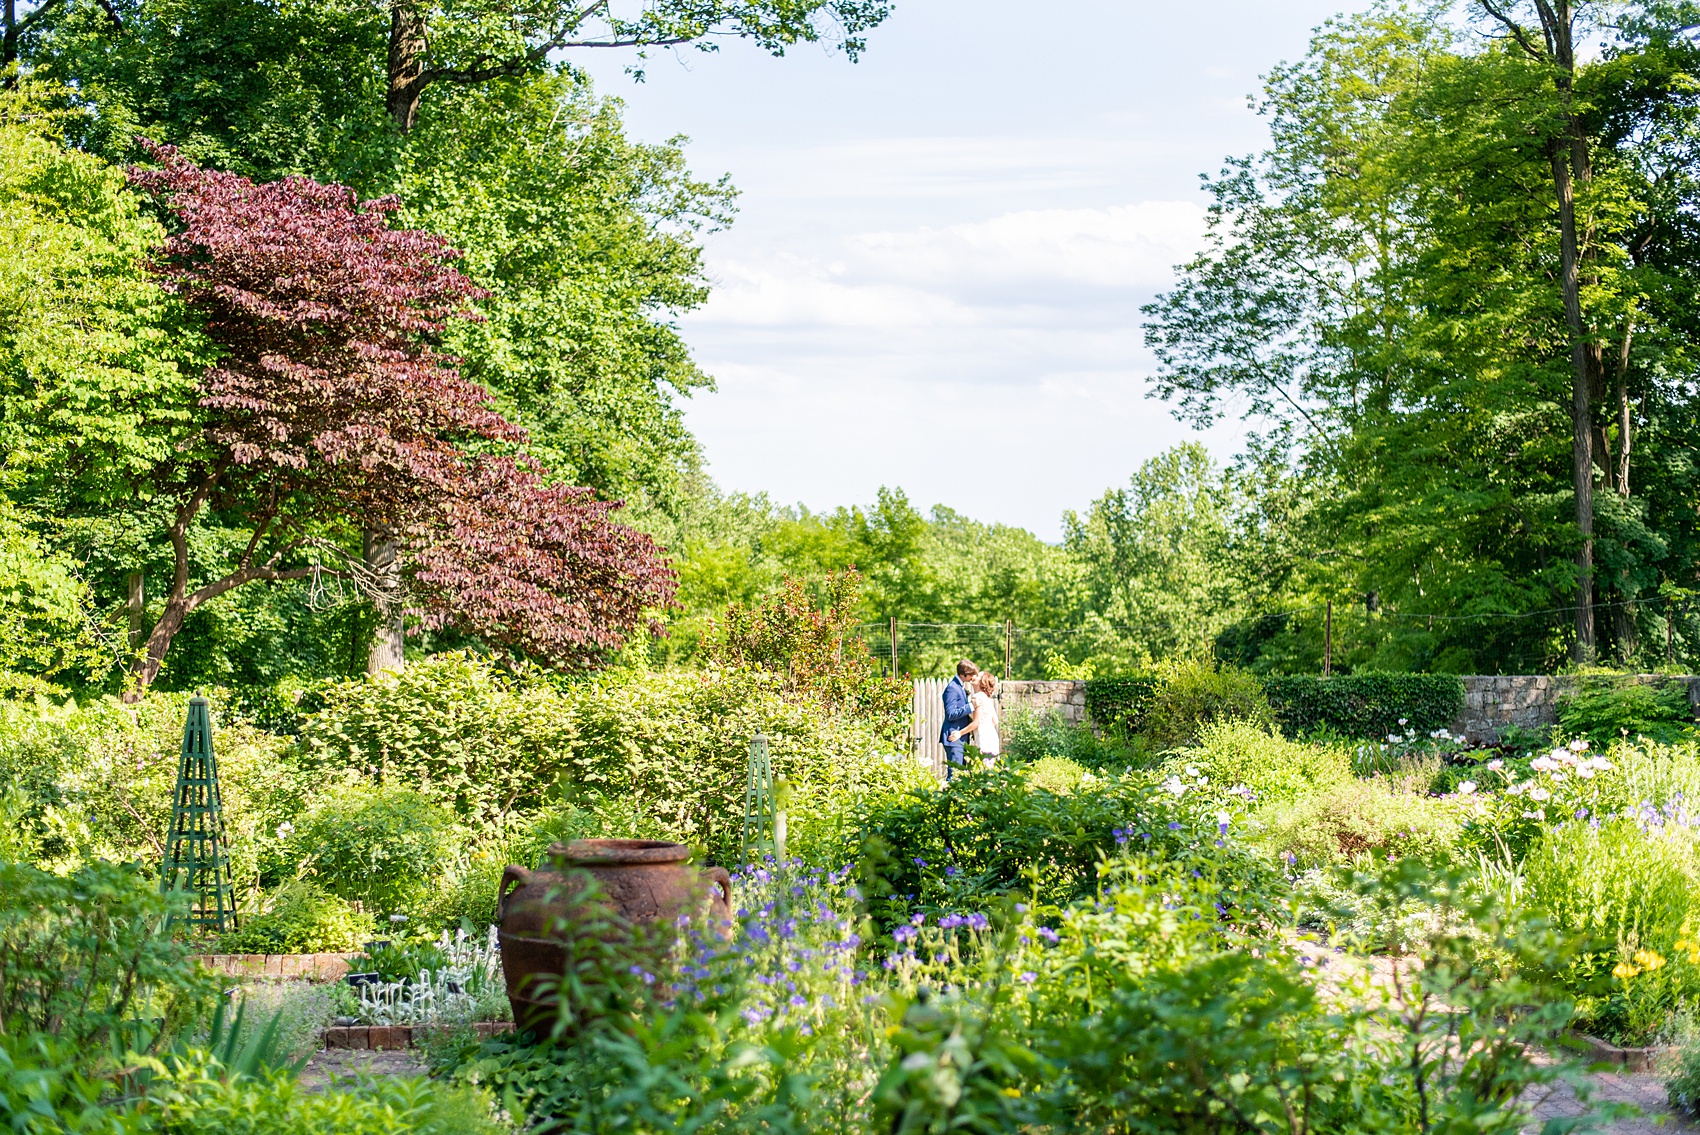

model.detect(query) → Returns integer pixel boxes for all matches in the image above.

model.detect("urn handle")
[702,866,732,907]
[497,864,533,923]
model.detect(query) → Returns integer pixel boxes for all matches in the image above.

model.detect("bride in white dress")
[949,671,1001,763]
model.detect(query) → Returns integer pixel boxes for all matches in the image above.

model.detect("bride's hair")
[974,671,997,695]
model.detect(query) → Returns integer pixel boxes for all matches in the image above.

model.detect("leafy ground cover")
[4,659,1700,1131]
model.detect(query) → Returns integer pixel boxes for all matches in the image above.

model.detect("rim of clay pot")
[550,838,692,865]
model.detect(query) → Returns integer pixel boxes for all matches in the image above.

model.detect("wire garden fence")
[853,596,1700,683]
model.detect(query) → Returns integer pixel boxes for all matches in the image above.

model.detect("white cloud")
[693,199,1208,331]
[849,201,1208,288]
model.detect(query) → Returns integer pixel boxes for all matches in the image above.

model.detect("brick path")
[298,1048,428,1091]
[1526,1064,1693,1133]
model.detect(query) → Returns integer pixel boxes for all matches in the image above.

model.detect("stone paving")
[1527,1066,1692,1133]
[298,1047,427,1092]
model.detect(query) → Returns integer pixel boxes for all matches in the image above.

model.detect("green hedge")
[1261,673,1465,739]
[1082,677,1157,735]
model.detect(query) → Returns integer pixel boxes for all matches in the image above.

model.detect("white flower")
[1486,759,1504,772]
[1550,770,1566,782]
[1387,734,1403,744]
[1457,781,1477,795]
[1529,787,1551,802]
[1569,738,1590,753]
[1399,718,1409,726]
[1184,765,1200,777]
[275,822,295,839]
[1216,811,1232,826]
[1576,765,1595,780]
[1507,781,1526,796]
[1589,756,1615,772]
[1163,776,1187,797]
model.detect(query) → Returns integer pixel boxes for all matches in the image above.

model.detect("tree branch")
[1476,0,1545,59]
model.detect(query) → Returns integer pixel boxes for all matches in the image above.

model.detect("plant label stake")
[161,696,238,933]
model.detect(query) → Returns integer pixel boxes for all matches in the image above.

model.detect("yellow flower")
[1634,950,1667,971]
[1613,962,1641,980]
[1001,1087,1022,1098]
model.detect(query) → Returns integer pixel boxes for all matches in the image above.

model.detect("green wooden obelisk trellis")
[741,732,786,863]
[161,697,238,932]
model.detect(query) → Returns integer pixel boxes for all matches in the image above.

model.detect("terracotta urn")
[496,839,732,1032]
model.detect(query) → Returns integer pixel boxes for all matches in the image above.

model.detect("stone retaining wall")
[1452,674,1700,742]
[997,680,1088,727]
[991,675,1700,744]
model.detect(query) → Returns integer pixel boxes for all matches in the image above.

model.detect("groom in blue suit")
[940,659,978,776]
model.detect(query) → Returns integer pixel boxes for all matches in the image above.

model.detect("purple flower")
[966,913,989,931]
[939,914,965,929]
[1168,822,1182,831]
[893,925,917,943]
[945,865,959,877]
[789,994,807,1008]
[911,913,926,927]
[1018,971,1037,984]
[1036,927,1059,944]
[913,857,928,868]
[1015,903,1028,914]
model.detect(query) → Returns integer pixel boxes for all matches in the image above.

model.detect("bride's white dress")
[972,691,1001,757]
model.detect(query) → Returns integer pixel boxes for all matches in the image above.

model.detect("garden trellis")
[161,696,239,932]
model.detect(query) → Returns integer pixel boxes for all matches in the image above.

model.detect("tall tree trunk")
[386,0,429,132]
[126,571,145,670]
[364,528,406,673]
[1552,138,1596,662]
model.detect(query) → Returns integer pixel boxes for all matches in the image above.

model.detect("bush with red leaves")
[125,144,674,685]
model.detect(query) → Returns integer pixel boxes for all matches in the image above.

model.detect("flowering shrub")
[442,854,1599,1134]
[1458,738,1617,859]
[854,762,1280,929]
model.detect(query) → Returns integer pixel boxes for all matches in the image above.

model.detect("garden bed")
[192,953,358,980]
[1572,1033,1666,1074]
[322,1022,514,1050]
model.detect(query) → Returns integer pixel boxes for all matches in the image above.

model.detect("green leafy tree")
[1144,5,1700,673]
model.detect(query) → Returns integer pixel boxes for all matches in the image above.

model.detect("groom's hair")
[956,659,979,679]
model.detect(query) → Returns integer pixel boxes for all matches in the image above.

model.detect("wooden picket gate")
[911,678,947,779]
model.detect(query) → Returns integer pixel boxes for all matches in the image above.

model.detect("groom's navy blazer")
[940,676,973,743]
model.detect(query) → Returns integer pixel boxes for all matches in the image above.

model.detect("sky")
[578,1,1372,541]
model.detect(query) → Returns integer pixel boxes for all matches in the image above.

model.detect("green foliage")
[0,859,216,1058]
[1255,778,1462,868]
[707,571,908,734]
[1080,676,1156,738]
[216,882,372,955]
[290,785,454,918]
[150,1057,501,1134]
[1667,1023,1700,1114]
[0,1031,139,1135]
[1140,659,1271,751]
[999,710,1138,772]
[1522,817,1700,1046]
[0,690,298,885]
[296,655,578,827]
[350,941,449,985]
[1263,673,1466,739]
[1169,718,1351,806]
[855,764,1282,925]
[299,652,918,865]
[1557,675,1696,746]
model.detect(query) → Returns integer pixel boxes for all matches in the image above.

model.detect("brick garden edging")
[1572,1033,1665,1073]
[323,1022,514,1050]
[191,953,359,980]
